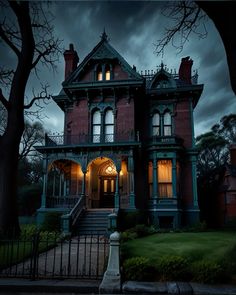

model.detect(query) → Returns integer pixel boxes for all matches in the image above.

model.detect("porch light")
[106,166,113,174]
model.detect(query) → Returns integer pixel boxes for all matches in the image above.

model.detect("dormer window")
[151,110,172,137]
[105,70,110,80]
[97,65,103,81]
[96,64,112,81]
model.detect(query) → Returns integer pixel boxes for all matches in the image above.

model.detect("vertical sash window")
[163,112,172,136]
[152,113,160,136]
[158,160,172,197]
[104,109,114,142]
[92,111,101,143]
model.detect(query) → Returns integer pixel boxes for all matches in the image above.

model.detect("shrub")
[123,256,156,281]
[157,255,189,281]
[40,212,61,232]
[120,231,138,242]
[191,260,223,283]
[118,211,147,231]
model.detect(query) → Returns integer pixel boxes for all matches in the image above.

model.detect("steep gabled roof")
[62,32,142,86]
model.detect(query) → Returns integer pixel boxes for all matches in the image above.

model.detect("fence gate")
[0,232,109,280]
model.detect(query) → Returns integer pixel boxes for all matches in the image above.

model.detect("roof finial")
[101,28,108,41]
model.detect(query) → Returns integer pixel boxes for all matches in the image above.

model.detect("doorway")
[100,176,116,208]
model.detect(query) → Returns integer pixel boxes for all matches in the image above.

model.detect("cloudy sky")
[2,1,236,137]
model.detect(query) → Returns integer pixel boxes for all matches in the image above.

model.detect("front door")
[100,177,116,208]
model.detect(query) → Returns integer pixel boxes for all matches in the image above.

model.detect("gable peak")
[100,28,109,42]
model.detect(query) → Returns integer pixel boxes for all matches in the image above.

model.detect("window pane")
[105,110,114,124]
[104,180,108,192]
[152,113,160,126]
[159,184,172,197]
[111,179,115,192]
[164,112,171,124]
[153,126,160,136]
[105,70,110,80]
[97,71,102,81]
[105,125,114,134]
[93,111,101,124]
[158,160,172,182]
[164,126,171,136]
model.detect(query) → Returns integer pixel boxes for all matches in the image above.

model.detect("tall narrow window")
[104,109,114,142]
[92,110,101,143]
[163,112,172,136]
[105,65,111,80]
[152,113,160,136]
[158,160,172,198]
[97,65,103,81]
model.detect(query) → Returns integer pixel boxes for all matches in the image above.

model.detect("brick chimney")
[178,56,193,84]
[230,144,236,166]
[63,44,79,80]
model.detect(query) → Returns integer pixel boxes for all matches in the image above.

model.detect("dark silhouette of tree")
[0,1,62,235]
[155,1,236,96]
[196,114,236,227]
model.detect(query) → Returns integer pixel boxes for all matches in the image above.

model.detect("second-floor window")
[92,109,114,143]
[105,109,114,142]
[163,112,172,136]
[152,113,160,136]
[92,110,101,143]
[96,64,112,81]
[152,111,172,137]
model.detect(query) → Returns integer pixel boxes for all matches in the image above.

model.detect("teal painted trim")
[129,193,136,209]
[156,152,176,158]
[172,158,177,198]
[153,157,158,199]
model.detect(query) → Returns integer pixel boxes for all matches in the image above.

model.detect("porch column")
[63,175,67,197]
[172,158,177,198]
[59,172,62,197]
[114,169,120,210]
[152,155,158,200]
[128,156,136,209]
[81,170,86,196]
[52,168,56,197]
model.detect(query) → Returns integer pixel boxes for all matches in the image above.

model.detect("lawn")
[121,231,236,283]
[122,231,236,263]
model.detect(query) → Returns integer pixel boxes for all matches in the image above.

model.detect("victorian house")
[36,32,203,231]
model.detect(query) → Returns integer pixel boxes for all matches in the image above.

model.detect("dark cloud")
[1,1,235,136]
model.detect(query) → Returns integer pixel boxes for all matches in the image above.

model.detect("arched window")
[97,65,103,81]
[163,112,172,136]
[92,110,101,142]
[152,113,160,136]
[104,109,114,142]
[105,65,111,81]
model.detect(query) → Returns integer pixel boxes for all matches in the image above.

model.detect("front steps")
[75,209,113,236]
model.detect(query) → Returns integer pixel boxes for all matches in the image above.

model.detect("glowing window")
[97,71,103,81]
[158,160,172,198]
[105,70,110,80]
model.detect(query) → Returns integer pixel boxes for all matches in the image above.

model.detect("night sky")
[1,1,236,137]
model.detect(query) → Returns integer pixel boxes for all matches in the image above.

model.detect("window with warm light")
[105,70,110,80]
[104,109,114,142]
[97,71,103,81]
[92,110,101,143]
[152,113,160,136]
[158,160,172,198]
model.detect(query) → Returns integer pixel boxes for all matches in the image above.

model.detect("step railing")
[61,195,85,234]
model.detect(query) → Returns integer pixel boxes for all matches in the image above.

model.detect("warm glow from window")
[97,71,103,81]
[105,70,110,80]
[158,160,172,197]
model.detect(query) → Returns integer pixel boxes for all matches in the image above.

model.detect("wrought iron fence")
[0,231,109,280]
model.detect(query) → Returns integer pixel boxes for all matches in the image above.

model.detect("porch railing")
[46,195,80,209]
[45,131,137,147]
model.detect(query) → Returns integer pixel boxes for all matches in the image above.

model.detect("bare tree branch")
[155,1,208,56]
[24,84,51,109]
[0,88,9,110]
[0,25,20,57]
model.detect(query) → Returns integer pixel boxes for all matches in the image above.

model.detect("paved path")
[1,235,109,279]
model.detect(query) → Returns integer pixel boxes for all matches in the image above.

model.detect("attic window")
[97,71,103,81]
[105,70,110,80]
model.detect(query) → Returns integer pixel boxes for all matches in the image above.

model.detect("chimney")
[230,144,236,166]
[63,43,79,80]
[178,56,193,84]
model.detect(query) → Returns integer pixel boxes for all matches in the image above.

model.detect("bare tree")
[155,1,236,96]
[0,1,62,234]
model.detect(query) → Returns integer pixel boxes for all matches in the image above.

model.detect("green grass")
[122,231,236,263]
